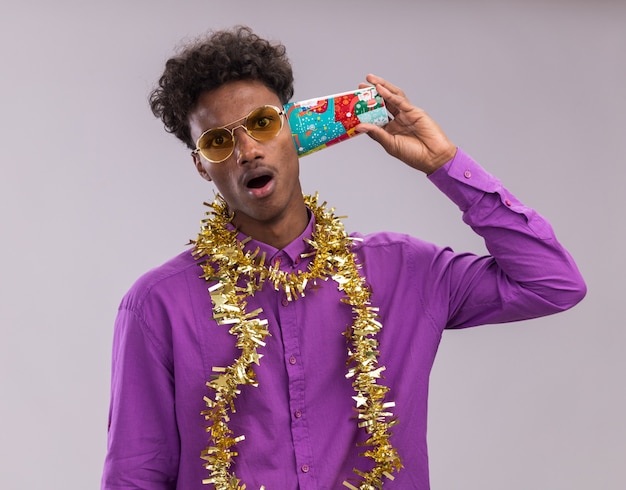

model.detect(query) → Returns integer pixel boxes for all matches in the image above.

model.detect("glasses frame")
[192,105,286,163]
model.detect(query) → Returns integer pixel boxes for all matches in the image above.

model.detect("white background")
[1,1,624,488]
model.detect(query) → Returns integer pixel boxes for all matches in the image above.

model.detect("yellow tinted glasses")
[193,105,285,163]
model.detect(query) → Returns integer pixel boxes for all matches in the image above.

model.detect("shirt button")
[295,256,301,265]
[505,199,512,206]
[289,356,297,365]
[463,170,472,179]
[281,298,289,307]
[294,409,302,418]
[301,464,310,473]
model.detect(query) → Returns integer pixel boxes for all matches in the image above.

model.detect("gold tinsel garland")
[192,194,402,489]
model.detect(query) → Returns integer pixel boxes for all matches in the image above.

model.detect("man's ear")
[192,152,212,182]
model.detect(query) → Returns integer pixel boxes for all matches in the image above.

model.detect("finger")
[374,84,401,117]
[366,74,406,98]
[362,75,418,122]
[364,78,415,119]
[376,85,425,122]
[357,81,398,119]
[375,83,411,108]
[355,123,396,152]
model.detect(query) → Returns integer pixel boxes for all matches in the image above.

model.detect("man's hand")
[356,74,457,175]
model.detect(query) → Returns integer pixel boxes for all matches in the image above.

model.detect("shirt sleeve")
[101,302,179,489]
[425,148,586,329]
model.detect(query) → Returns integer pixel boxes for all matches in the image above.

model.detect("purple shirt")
[101,149,585,489]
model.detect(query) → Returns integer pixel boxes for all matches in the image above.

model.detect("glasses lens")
[246,106,283,141]
[195,106,283,163]
[198,128,234,162]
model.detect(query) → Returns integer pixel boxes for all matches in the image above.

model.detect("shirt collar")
[231,209,316,266]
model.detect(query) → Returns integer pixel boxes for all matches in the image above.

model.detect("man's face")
[189,80,304,237]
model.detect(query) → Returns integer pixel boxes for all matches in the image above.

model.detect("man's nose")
[233,127,264,165]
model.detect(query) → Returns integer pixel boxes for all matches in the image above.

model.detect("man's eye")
[255,116,271,128]
[211,134,229,147]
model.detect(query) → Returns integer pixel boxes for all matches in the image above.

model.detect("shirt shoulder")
[119,248,199,311]
[349,230,451,287]
[351,230,441,257]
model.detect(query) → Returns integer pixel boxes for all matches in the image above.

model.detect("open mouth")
[246,175,273,189]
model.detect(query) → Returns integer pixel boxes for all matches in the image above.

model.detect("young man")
[101,26,586,489]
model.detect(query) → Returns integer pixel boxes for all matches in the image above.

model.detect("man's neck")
[233,203,309,250]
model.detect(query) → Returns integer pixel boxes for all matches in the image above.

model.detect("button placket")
[273,249,315,487]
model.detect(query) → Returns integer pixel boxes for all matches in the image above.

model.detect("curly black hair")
[149,26,294,150]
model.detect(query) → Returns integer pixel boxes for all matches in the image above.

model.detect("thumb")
[355,123,395,151]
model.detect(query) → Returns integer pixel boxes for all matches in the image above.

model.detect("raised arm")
[356,74,586,327]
